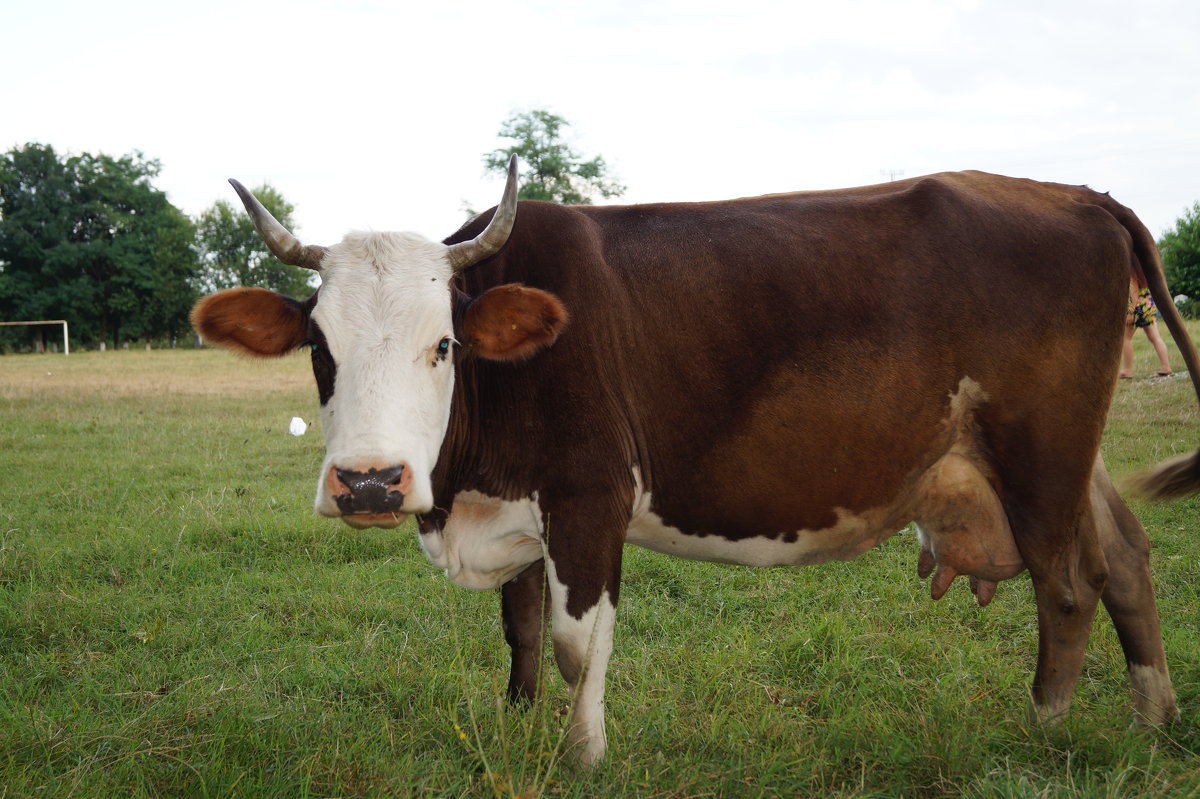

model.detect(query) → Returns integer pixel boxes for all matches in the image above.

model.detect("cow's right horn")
[229,179,325,272]
[447,154,519,272]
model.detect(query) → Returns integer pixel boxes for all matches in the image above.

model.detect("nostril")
[327,466,351,497]
[396,465,413,495]
[335,468,356,495]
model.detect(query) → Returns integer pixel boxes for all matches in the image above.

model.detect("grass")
[0,339,1198,798]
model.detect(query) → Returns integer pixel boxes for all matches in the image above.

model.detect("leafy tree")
[196,186,314,296]
[107,197,199,344]
[0,143,200,350]
[1161,202,1200,309]
[483,110,625,204]
[0,143,80,350]
[71,152,200,346]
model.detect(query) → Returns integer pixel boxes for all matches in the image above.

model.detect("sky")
[4,0,1199,246]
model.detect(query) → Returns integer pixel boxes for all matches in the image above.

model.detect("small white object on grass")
[288,417,307,436]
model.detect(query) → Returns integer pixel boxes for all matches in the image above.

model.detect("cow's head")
[191,157,568,529]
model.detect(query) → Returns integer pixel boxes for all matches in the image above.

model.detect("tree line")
[1161,203,1200,317]
[8,112,1197,352]
[0,143,312,352]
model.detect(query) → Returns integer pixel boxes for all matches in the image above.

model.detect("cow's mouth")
[340,512,408,530]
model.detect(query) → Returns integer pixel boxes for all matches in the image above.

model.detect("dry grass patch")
[0,349,313,400]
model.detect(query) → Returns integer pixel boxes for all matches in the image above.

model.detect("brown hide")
[438,172,1163,617]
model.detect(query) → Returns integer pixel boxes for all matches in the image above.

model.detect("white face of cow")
[309,233,458,527]
[191,158,569,531]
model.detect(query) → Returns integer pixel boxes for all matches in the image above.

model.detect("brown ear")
[191,288,308,357]
[463,284,569,361]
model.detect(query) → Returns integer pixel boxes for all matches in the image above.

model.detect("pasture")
[0,340,1197,798]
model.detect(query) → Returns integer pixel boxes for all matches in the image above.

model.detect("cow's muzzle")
[329,464,411,517]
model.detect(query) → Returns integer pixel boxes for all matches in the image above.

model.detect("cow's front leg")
[545,533,622,766]
[501,559,549,703]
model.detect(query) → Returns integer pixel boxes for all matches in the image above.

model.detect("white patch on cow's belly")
[626,469,900,567]
[418,491,544,590]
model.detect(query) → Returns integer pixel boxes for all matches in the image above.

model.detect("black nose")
[334,466,406,514]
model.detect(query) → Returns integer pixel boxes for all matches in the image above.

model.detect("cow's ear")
[191,288,308,357]
[463,283,569,361]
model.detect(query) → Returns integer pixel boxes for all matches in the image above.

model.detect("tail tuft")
[1122,450,1200,500]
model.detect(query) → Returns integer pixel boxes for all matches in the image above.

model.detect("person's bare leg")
[1120,322,1136,377]
[1143,322,1172,375]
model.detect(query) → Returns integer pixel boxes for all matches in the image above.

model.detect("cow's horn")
[447,155,519,272]
[229,179,325,272]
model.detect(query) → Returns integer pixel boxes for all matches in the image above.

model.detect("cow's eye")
[435,337,453,363]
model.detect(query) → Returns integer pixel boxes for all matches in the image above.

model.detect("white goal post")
[0,320,70,355]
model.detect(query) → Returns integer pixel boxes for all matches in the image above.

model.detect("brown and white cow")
[192,157,1195,764]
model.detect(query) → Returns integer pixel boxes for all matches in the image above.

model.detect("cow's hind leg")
[1017,501,1109,724]
[994,429,1110,723]
[501,559,550,703]
[1090,458,1179,724]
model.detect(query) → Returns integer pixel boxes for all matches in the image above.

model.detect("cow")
[192,157,1196,765]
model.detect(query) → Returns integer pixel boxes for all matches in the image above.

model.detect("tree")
[1161,202,1200,309]
[196,186,314,297]
[107,197,199,344]
[70,151,200,347]
[0,143,80,350]
[483,110,625,205]
[0,143,200,350]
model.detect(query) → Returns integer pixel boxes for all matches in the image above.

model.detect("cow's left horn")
[447,154,519,272]
[229,179,326,272]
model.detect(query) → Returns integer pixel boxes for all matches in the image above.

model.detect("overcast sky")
[5,0,1198,246]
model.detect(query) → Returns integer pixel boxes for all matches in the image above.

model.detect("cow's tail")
[1113,200,1200,498]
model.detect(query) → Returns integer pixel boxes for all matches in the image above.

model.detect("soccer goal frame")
[0,320,70,355]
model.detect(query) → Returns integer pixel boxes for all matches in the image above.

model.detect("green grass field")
[1,338,1198,798]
